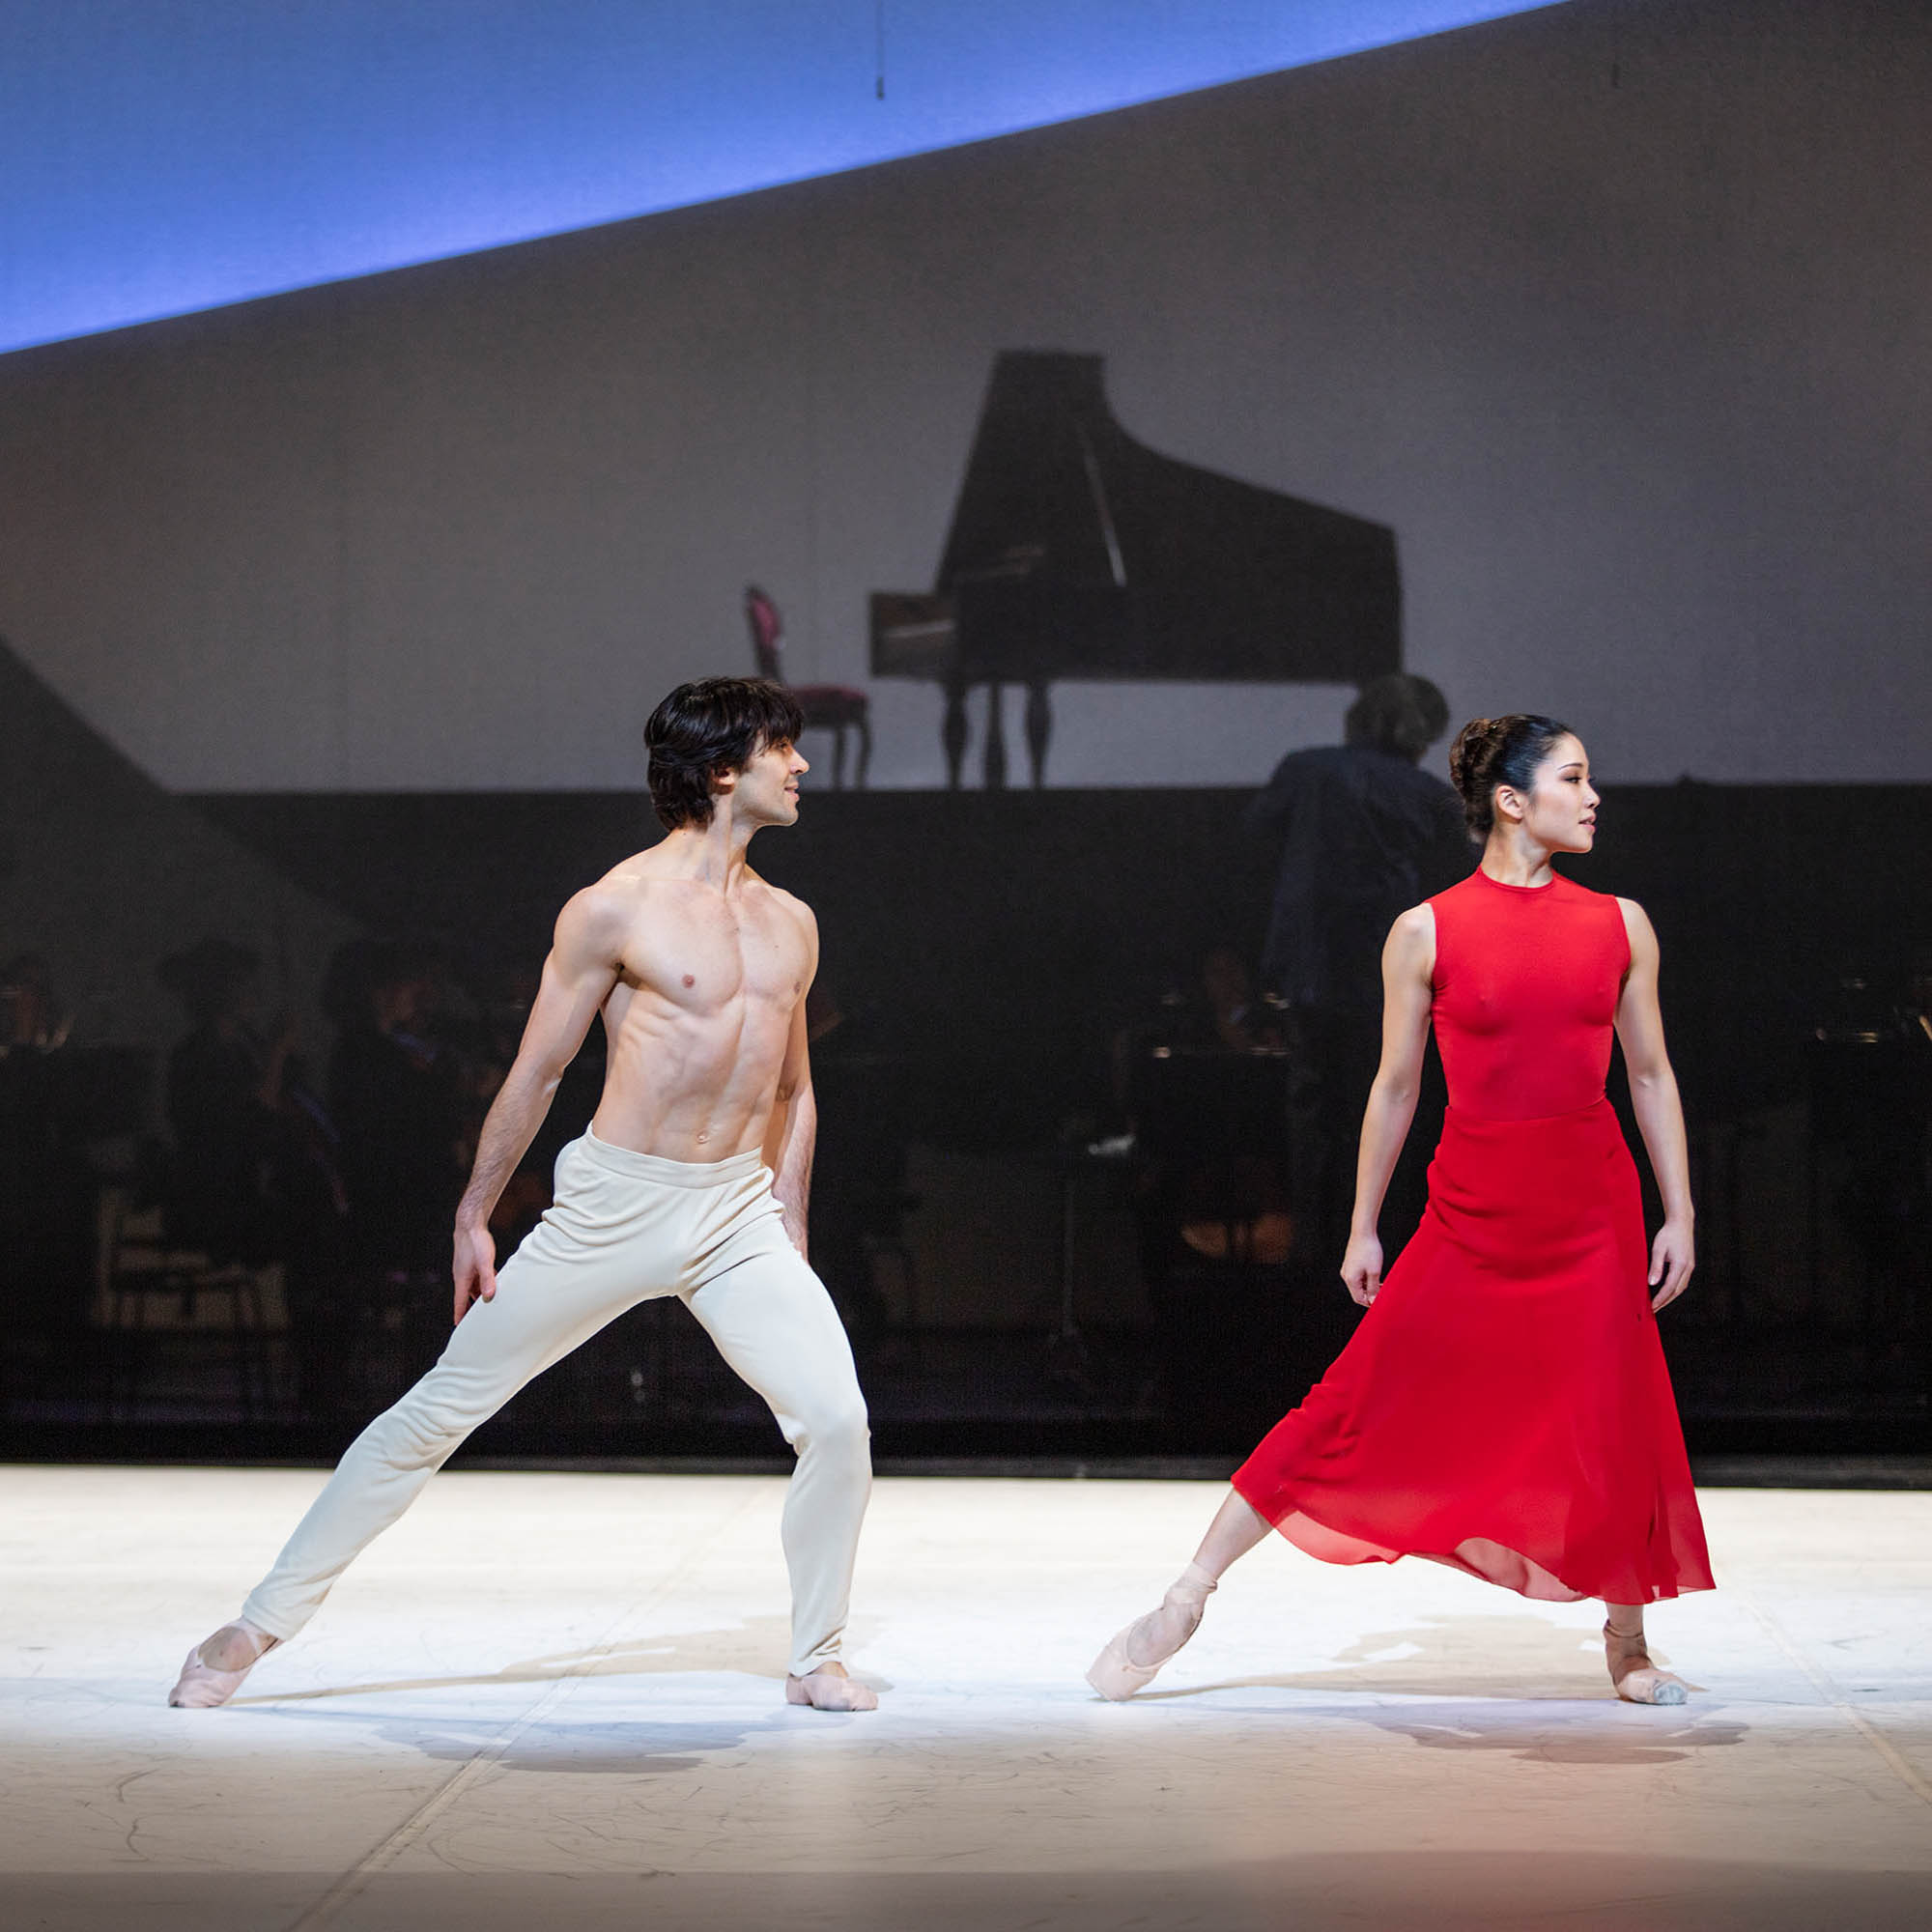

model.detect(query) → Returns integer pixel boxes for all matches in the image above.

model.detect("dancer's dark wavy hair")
[644,677,805,831]
[1447,714,1574,838]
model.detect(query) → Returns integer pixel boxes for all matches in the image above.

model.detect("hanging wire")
[875,2,886,99]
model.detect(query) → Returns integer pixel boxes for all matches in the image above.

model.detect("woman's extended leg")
[1086,1490,1270,1700]
[1193,1489,1274,1576]
[1604,1603,1690,1705]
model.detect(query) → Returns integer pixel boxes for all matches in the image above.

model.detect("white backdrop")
[2,0,1927,792]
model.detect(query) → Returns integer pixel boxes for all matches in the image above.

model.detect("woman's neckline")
[1473,865,1560,895]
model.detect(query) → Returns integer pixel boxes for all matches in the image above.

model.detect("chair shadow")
[1133,1612,1744,1764]
[230,1612,891,1708]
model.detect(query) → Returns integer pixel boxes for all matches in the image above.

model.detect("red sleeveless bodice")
[1430,867,1631,1120]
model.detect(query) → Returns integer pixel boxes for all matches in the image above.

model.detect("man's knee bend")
[798,1397,870,1465]
[369,1387,478,1464]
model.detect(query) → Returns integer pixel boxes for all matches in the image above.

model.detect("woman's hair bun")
[1447,717,1508,806]
[1446,714,1573,838]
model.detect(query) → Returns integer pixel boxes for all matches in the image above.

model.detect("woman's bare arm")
[450,888,628,1321]
[1614,898,1695,1311]
[1342,906,1437,1306]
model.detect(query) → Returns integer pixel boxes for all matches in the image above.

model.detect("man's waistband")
[573,1124,769,1188]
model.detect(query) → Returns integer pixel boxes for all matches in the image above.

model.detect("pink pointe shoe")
[1605,1620,1690,1706]
[785,1665,879,1712]
[1087,1562,1218,1700]
[167,1620,280,1708]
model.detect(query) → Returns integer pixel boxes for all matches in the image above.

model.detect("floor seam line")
[1731,1581,1932,1811]
[280,1475,781,1930]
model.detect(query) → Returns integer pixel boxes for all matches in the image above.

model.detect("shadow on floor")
[1146,1610,1693,1699]
[1135,1611,1742,1762]
[230,1614,891,1709]
[224,1705,787,1775]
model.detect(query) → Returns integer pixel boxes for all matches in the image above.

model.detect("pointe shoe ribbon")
[1087,1562,1217,1701]
[785,1668,879,1712]
[167,1621,280,1709]
[1604,1620,1689,1706]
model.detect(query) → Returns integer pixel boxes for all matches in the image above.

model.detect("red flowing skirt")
[1233,1098,1714,1604]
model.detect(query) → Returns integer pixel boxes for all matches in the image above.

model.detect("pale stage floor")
[3,1467,1929,1931]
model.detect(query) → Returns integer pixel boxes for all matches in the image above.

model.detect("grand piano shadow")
[871,350,1402,788]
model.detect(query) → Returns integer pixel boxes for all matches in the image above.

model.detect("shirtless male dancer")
[170,676,877,1713]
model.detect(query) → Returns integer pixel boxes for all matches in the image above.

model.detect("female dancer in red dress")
[1089,716,1714,1706]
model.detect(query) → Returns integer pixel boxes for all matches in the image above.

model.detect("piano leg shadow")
[941,680,1054,790]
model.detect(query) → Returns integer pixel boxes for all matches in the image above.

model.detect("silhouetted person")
[1,952,70,1056]
[325,940,464,1277]
[159,939,298,1267]
[1119,947,1293,1422]
[1245,674,1467,1272]
[159,937,346,1409]
[1,952,84,1333]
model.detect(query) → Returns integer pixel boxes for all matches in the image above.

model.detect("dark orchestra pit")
[3,781,1925,1464]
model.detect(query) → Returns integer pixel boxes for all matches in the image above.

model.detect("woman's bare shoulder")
[1388,902,1437,946]
[1384,902,1437,980]
[1614,895,1658,965]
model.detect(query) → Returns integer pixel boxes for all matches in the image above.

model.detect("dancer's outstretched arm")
[1341,907,1437,1306]
[1614,898,1694,1310]
[451,890,627,1321]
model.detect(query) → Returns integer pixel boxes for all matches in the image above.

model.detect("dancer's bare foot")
[1087,1561,1218,1700]
[167,1620,280,1708]
[1605,1618,1689,1705]
[784,1662,878,1712]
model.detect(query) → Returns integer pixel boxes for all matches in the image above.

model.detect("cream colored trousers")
[242,1130,871,1679]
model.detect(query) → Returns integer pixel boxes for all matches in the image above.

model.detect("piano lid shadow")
[870,351,1403,788]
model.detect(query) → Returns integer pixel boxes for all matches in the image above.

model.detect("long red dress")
[1232,867,1715,1605]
